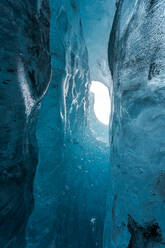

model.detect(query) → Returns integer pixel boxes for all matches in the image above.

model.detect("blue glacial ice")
[26,0,111,248]
[0,1,51,247]
[104,1,165,248]
[1,0,165,247]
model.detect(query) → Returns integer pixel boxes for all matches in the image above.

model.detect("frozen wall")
[104,0,165,247]
[80,0,116,87]
[26,0,111,247]
[0,1,51,247]
[26,0,95,247]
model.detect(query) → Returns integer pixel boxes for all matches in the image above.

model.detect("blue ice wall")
[80,0,116,87]
[26,0,89,246]
[104,1,165,247]
[0,1,51,247]
[26,0,111,248]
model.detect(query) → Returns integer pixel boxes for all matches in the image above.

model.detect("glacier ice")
[26,1,110,248]
[80,0,116,87]
[0,0,51,247]
[0,0,112,247]
[2,0,165,247]
[104,1,165,248]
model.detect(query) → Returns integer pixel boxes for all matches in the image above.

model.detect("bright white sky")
[90,81,111,125]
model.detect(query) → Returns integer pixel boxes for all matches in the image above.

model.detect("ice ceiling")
[1,0,165,248]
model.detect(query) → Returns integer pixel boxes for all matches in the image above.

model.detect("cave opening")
[88,80,111,145]
[90,80,110,126]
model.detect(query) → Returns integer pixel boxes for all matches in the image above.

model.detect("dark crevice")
[148,62,160,80]
[127,215,163,248]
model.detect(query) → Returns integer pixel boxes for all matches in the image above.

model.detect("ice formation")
[0,1,51,247]
[26,1,110,248]
[104,1,165,248]
[1,0,164,247]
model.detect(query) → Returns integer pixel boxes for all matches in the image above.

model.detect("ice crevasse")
[1,0,165,248]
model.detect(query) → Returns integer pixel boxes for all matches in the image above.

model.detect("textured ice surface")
[80,0,116,87]
[0,0,51,247]
[104,1,165,247]
[26,1,110,248]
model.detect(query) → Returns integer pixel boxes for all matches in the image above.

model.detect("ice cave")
[0,0,165,248]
